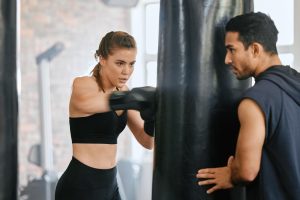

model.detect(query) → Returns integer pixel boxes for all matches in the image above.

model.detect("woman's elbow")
[144,145,153,150]
[142,138,154,150]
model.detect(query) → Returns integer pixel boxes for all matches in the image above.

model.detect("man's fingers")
[198,183,220,194]
[206,185,220,194]
[198,168,216,174]
[196,173,215,179]
[198,178,215,186]
[227,156,234,166]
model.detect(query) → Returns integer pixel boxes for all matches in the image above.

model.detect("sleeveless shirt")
[70,111,127,144]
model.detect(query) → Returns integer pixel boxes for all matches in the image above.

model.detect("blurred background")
[17,0,298,199]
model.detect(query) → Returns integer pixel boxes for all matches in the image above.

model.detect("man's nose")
[224,53,232,65]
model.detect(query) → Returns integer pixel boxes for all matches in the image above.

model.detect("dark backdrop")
[153,0,253,199]
[0,0,18,199]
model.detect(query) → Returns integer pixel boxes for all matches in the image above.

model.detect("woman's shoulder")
[119,85,129,92]
[72,76,97,89]
[73,76,95,85]
[71,76,99,97]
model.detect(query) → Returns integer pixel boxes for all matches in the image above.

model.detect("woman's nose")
[122,64,131,74]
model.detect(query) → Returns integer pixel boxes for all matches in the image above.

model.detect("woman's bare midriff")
[72,143,117,169]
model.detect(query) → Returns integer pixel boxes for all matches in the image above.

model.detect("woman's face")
[100,48,137,89]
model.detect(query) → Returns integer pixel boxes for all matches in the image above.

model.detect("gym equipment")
[152,0,253,199]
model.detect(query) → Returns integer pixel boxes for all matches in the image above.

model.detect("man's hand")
[196,156,235,194]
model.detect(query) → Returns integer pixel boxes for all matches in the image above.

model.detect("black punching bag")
[153,1,253,200]
[0,0,18,199]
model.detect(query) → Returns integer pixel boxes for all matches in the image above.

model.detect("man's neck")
[254,54,282,77]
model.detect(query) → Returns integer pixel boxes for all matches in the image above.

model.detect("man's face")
[224,32,255,80]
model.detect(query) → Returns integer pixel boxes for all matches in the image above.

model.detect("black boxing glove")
[109,86,156,136]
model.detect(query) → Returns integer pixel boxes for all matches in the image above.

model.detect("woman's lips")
[119,78,127,83]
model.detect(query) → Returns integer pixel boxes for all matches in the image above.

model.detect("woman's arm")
[69,77,109,116]
[126,109,154,150]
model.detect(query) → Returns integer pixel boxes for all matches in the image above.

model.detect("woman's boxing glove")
[109,86,156,136]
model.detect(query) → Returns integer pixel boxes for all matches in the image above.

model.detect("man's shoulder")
[242,80,282,109]
[246,79,281,95]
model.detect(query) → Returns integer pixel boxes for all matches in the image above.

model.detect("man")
[196,12,300,199]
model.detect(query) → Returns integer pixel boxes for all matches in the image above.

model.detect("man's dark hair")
[225,12,279,54]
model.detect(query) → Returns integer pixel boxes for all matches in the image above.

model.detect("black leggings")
[55,157,121,200]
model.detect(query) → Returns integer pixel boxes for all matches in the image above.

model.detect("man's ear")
[251,42,262,57]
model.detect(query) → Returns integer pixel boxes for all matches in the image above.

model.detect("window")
[131,0,159,88]
[255,0,296,68]
[145,2,159,86]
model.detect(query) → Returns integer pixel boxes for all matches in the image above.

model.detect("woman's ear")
[99,56,105,66]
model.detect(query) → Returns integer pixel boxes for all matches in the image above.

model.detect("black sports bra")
[69,111,127,144]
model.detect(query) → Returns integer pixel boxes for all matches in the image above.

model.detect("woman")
[55,31,154,200]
